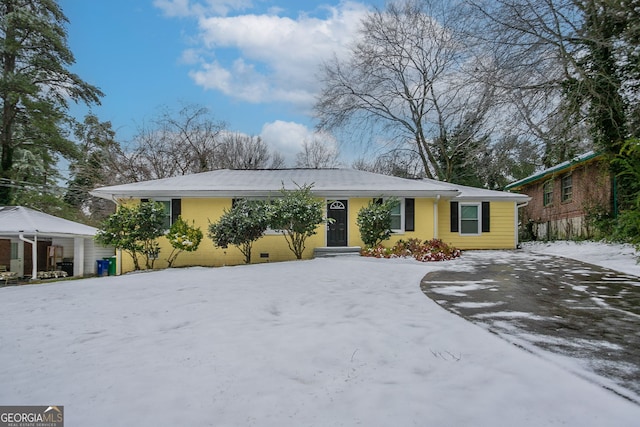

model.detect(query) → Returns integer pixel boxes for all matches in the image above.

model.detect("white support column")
[74,237,85,277]
[433,195,440,239]
[116,249,122,275]
[19,233,38,280]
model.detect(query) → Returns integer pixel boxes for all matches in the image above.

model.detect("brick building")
[505,152,612,240]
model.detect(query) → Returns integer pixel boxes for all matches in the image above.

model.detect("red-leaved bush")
[360,238,461,262]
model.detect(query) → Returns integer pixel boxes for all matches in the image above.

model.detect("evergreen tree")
[65,113,121,221]
[0,0,102,204]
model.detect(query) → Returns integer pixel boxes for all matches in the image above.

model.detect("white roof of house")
[422,178,531,201]
[90,168,529,202]
[0,206,98,237]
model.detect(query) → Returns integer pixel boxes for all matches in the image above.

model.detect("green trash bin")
[103,256,116,276]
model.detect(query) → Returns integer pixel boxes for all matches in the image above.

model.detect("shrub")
[95,201,166,270]
[356,198,399,247]
[166,216,203,267]
[269,184,326,259]
[361,238,461,262]
[609,209,640,249]
[208,199,270,264]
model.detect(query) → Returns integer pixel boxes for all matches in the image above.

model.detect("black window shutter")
[450,201,459,232]
[373,198,383,205]
[482,202,490,232]
[141,198,149,203]
[171,199,182,223]
[405,198,415,231]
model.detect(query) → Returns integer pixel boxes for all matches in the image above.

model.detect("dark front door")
[327,200,348,247]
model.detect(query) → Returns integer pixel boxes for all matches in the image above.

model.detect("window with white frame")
[233,197,281,235]
[158,200,171,230]
[143,198,180,231]
[390,201,402,231]
[460,204,480,235]
[376,198,404,232]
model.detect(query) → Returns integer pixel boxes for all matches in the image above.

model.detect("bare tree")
[315,0,497,180]
[353,148,425,179]
[295,136,341,168]
[163,104,226,172]
[269,151,286,169]
[216,133,283,169]
[120,105,287,179]
[466,0,635,157]
[122,104,226,181]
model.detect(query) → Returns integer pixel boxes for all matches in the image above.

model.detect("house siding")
[438,201,518,249]
[84,240,115,275]
[116,196,519,273]
[119,198,326,272]
[516,159,611,240]
[347,198,437,247]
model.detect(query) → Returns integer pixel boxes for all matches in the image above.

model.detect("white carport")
[0,206,113,280]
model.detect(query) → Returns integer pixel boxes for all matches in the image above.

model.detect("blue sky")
[60,0,384,165]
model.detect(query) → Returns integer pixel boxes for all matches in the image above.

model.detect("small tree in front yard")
[166,216,203,267]
[95,201,166,270]
[137,202,168,269]
[208,199,270,264]
[356,198,399,247]
[269,184,326,259]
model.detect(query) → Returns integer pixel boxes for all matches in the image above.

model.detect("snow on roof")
[91,168,526,201]
[421,178,530,201]
[0,206,97,237]
[505,151,600,190]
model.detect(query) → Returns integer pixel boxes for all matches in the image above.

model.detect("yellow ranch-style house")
[91,168,530,274]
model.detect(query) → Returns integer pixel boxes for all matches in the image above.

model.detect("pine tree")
[0,0,102,204]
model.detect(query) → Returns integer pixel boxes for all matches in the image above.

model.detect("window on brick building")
[543,180,553,206]
[561,174,573,202]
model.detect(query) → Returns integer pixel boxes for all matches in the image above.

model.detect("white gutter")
[19,233,38,280]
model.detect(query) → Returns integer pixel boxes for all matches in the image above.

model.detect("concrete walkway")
[421,251,640,403]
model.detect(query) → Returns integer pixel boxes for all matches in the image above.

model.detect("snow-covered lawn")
[522,240,640,277]
[1,242,639,426]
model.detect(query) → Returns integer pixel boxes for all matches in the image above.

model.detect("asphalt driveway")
[421,251,640,403]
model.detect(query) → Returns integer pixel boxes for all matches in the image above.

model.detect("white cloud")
[259,121,342,167]
[154,0,253,17]
[179,48,201,65]
[179,2,370,107]
[153,0,191,17]
[190,58,269,103]
[260,120,314,165]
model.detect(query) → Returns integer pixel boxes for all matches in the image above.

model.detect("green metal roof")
[505,151,602,190]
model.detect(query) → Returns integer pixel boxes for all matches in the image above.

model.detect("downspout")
[19,233,38,280]
[112,195,122,275]
[433,195,440,239]
[515,201,529,248]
